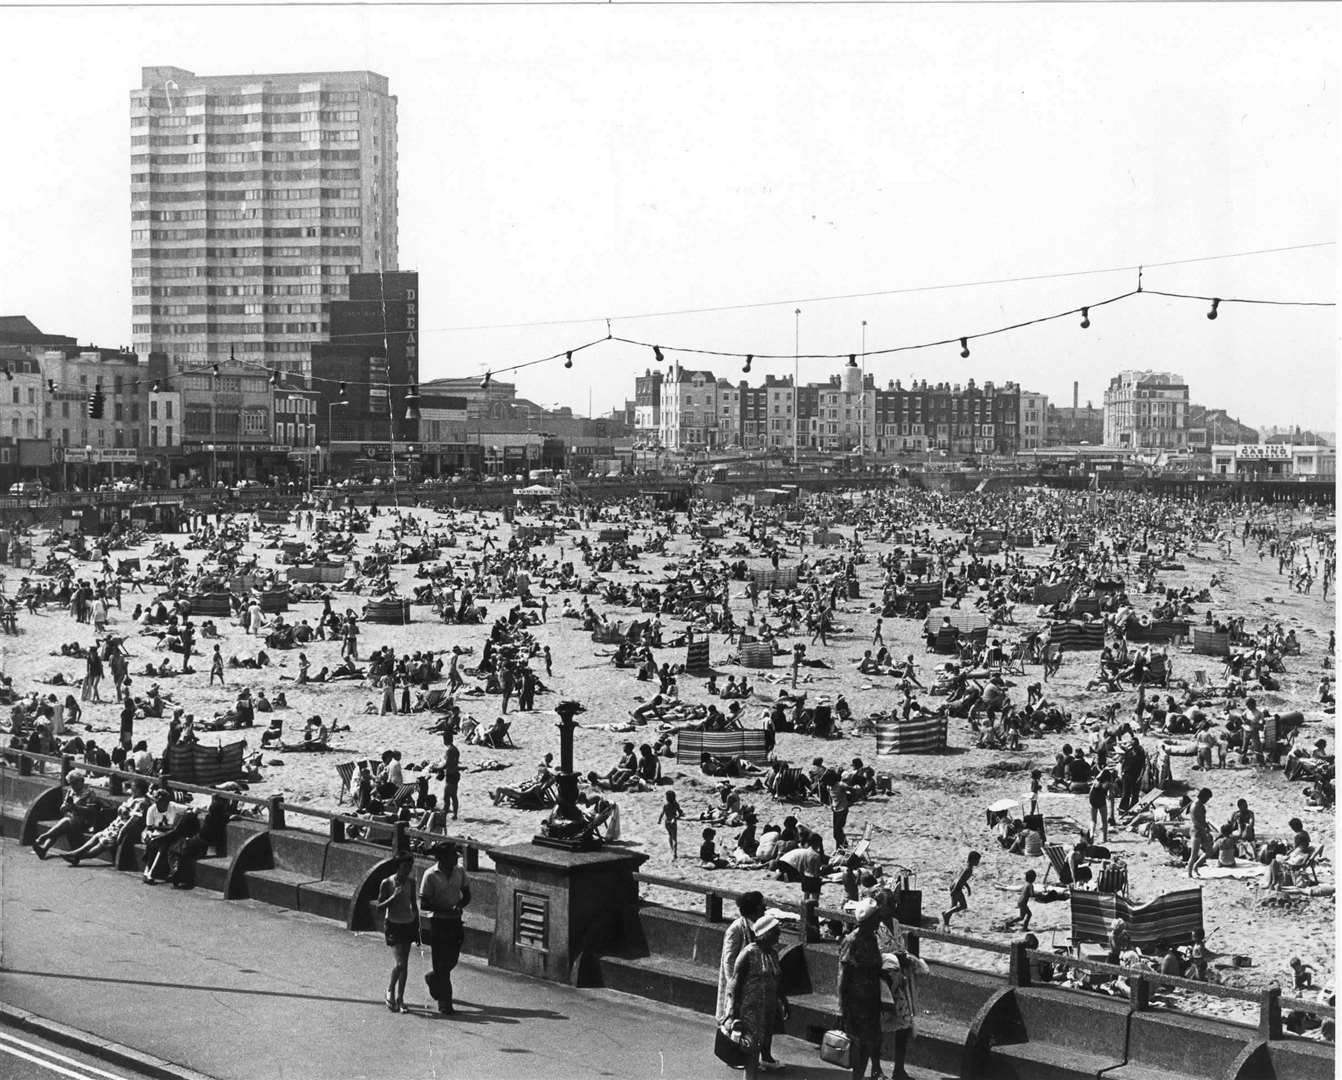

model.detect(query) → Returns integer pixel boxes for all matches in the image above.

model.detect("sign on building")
[1237,444,1291,460]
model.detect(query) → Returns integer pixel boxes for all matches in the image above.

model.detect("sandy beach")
[9,489,1334,1013]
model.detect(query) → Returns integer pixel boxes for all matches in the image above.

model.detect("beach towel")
[1195,864,1265,880]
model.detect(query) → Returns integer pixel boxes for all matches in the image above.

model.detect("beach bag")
[714,1023,751,1068]
[820,1029,852,1068]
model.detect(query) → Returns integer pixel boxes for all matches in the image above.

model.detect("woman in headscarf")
[724,913,787,1078]
[838,897,886,1080]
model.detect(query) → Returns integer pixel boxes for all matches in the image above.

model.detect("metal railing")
[6,748,1332,1044]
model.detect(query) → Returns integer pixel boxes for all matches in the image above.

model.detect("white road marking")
[0,1033,129,1080]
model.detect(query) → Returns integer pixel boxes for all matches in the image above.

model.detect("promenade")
[0,838,854,1080]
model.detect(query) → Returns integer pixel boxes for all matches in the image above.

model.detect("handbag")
[819,1028,852,1068]
[714,1023,751,1068]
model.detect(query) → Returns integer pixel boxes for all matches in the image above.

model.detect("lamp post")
[535,700,595,850]
[328,399,349,482]
[793,308,801,471]
[860,319,867,470]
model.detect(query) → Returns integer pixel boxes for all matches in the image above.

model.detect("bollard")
[108,771,125,797]
[464,845,479,872]
[802,900,820,944]
[1008,941,1031,987]
[705,893,723,923]
[18,753,32,777]
[267,793,286,830]
[1129,973,1151,1011]
[1258,985,1282,1041]
[329,817,346,843]
[61,754,74,778]
[392,820,408,855]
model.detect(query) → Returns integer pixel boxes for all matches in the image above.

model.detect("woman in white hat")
[838,897,886,1079]
[725,913,788,1076]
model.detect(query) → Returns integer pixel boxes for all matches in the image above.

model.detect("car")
[8,481,47,497]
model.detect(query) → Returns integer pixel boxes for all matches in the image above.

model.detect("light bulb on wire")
[959,338,970,359]
[564,351,573,370]
[481,371,492,389]
[1207,299,1220,321]
[1080,307,1091,329]
[742,355,752,374]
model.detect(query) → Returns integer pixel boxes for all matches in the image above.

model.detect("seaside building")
[1102,370,1189,450]
[1018,390,1049,449]
[130,66,398,375]
[650,363,1021,457]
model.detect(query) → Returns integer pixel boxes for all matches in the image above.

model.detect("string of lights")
[14,280,1333,397]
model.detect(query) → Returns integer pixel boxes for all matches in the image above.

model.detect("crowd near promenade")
[3,480,1335,1075]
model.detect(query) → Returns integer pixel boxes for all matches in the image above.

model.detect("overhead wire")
[38,276,1334,396]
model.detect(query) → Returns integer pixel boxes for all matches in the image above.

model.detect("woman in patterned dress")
[884,934,929,1080]
[716,891,765,1021]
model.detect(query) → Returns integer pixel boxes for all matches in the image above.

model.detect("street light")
[860,319,868,469]
[328,399,349,481]
[793,308,801,470]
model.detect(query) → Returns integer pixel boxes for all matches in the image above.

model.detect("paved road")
[1,839,860,1080]
[0,1029,145,1080]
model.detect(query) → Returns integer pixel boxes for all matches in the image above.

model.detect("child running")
[657,790,684,860]
[942,850,982,928]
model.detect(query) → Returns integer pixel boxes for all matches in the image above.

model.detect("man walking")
[419,842,471,1015]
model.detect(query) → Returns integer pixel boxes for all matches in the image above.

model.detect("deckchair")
[771,767,811,803]
[1096,861,1129,897]
[479,721,515,749]
[1041,843,1073,886]
[335,758,372,803]
[1288,846,1325,888]
[417,688,449,712]
[998,642,1028,676]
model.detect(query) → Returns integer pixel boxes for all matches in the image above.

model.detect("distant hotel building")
[650,361,1020,457]
[130,66,398,374]
[1102,370,1189,450]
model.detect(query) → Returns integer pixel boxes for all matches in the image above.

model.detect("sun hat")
[852,897,881,923]
[751,915,781,937]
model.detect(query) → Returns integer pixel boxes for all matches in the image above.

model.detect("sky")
[1,2,1337,431]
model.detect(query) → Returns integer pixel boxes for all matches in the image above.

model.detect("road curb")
[0,1004,217,1080]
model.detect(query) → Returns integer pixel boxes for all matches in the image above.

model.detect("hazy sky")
[1,2,1337,429]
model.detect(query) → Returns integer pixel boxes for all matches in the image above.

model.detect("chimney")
[1073,381,1079,411]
